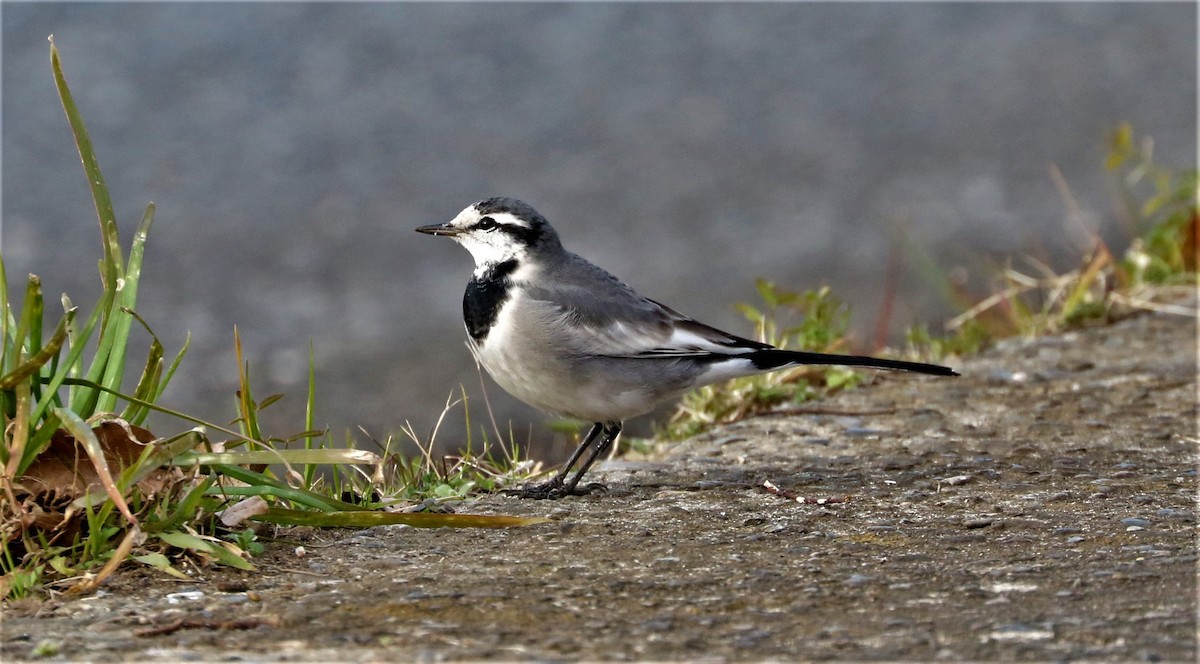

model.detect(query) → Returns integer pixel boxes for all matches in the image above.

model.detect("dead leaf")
[5,419,180,546]
[218,496,269,527]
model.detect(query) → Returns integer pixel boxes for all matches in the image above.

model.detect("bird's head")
[416,197,563,269]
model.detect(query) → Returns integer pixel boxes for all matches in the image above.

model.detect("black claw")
[500,421,622,500]
[501,479,608,500]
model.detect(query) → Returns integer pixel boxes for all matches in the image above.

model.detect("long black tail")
[747,349,958,377]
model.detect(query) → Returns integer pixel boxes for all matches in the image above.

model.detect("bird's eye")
[476,216,498,231]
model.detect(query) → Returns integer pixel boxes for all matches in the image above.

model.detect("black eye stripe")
[468,213,542,245]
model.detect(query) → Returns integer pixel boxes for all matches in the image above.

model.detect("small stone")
[964,518,993,529]
[1120,517,1151,528]
[1156,508,1192,520]
[988,369,1028,384]
[940,475,973,486]
[845,573,872,586]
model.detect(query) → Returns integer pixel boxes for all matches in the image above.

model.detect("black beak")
[415,223,460,237]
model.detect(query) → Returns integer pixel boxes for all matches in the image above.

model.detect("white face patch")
[445,206,534,270]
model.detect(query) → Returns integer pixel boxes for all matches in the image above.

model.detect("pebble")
[1155,508,1192,520]
[940,475,974,486]
[1120,517,1152,528]
[164,591,205,604]
[845,573,872,586]
[988,369,1029,384]
[987,623,1054,642]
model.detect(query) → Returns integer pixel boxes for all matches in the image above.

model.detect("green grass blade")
[5,276,43,417]
[252,507,550,529]
[55,407,138,525]
[206,463,361,512]
[1,378,31,474]
[0,309,73,391]
[301,340,319,488]
[121,354,161,426]
[0,281,7,450]
[153,331,189,403]
[32,294,109,425]
[132,553,191,580]
[155,531,253,571]
[16,411,59,476]
[0,254,11,362]
[305,340,316,441]
[26,285,45,407]
[118,307,165,425]
[51,38,126,416]
[75,292,120,417]
[173,448,378,467]
[8,275,40,375]
[144,475,215,533]
[49,38,122,281]
[232,327,263,444]
[57,376,256,444]
[202,484,352,512]
[97,204,155,412]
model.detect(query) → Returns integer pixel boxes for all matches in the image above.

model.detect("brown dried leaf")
[6,420,180,545]
[17,420,155,498]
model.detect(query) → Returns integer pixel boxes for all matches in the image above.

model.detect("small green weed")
[662,281,862,441]
[329,389,538,506]
[908,122,1197,359]
[1,40,544,601]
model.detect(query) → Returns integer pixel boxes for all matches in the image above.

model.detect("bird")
[416,197,958,499]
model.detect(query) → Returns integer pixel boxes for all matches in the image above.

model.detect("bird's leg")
[559,421,621,496]
[503,422,604,499]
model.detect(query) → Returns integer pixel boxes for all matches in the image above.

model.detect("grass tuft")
[907,122,1197,360]
[660,282,863,441]
[1,39,544,601]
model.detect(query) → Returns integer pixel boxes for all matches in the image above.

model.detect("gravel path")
[3,311,1196,662]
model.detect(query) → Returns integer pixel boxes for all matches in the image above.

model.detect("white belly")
[467,292,665,422]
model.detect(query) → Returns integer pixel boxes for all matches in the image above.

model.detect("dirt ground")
[3,310,1196,662]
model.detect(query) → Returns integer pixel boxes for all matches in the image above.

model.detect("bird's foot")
[501,478,608,500]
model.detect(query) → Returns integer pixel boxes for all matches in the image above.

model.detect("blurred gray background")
[2,3,1195,456]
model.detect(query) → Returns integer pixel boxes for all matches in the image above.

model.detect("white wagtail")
[417,198,958,499]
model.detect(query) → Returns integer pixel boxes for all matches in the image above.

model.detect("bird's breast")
[463,259,518,342]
